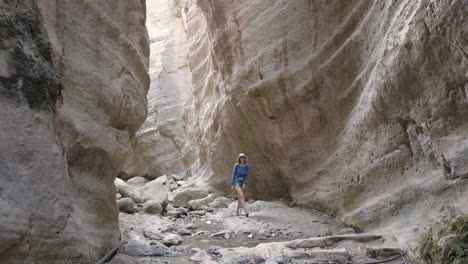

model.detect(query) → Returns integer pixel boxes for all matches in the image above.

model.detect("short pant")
[233,178,245,187]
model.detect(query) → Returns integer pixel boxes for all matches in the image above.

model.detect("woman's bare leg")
[234,186,248,214]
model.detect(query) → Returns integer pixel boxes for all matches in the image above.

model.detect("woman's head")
[238,153,247,164]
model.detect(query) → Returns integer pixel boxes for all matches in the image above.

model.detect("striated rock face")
[122,0,197,179]
[0,0,149,262]
[182,0,468,244]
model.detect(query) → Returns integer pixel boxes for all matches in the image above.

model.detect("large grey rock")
[142,201,163,215]
[188,193,220,210]
[138,179,168,208]
[117,198,138,214]
[126,176,149,188]
[114,178,141,203]
[173,189,208,208]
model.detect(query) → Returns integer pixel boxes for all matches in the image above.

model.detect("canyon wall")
[0,0,149,262]
[183,0,468,245]
[122,0,197,180]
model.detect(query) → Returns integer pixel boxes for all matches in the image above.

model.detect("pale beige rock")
[138,180,169,208]
[127,176,150,188]
[123,0,198,179]
[0,0,149,262]
[115,178,142,203]
[182,0,468,247]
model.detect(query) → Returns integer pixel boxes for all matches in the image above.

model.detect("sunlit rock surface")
[122,0,197,179]
[0,0,149,262]
[182,0,468,245]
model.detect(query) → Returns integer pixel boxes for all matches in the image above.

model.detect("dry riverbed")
[110,175,416,263]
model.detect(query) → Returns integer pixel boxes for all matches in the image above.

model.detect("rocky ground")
[110,175,416,264]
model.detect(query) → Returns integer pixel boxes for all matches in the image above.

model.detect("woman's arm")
[244,165,249,184]
[231,165,237,185]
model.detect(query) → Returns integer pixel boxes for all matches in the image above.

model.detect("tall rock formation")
[0,0,149,262]
[182,0,467,245]
[122,0,197,179]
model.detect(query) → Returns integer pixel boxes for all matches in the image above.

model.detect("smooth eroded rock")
[114,178,142,203]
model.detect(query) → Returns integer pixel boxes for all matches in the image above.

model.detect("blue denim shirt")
[231,164,249,185]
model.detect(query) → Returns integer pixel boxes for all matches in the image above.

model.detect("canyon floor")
[110,176,416,264]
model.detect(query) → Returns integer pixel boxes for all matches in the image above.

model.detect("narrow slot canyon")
[0,0,467,263]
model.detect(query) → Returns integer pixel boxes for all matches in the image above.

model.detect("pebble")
[186,223,197,230]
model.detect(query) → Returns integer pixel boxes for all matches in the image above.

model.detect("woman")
[231,153,250,217]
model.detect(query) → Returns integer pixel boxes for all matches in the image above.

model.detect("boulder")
[154,175,168,185]
[142,201,163,215]
[209,197,232,208]
[188,193,220,210]
[162,234,182,246]
[138,179,168,208]
[126,176,149,188]
[173,189,208,208]
[114,178,141,203]
[117,198,138,214]
[190,250,213,262]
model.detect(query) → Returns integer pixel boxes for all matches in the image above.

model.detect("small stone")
[166,210,182,218]
[165,204,176,212]
[190,247,201,253]
[162,234,182,246]
[116,193,122,200]
[190,210,206,216]
[172,174,185,181]
[186,223,197,230]
[190,250,212,262]
[143,230,164,240]
[168,183,179,191]
[176,207,189,214]
[336,228,356,235]
[248,234,254,238]
[205,221,211,224]
[178,228,192,236]
[211,230,232,239]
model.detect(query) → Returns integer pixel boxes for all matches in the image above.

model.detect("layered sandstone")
[183,0,468,245]
[122,0,197,179]
[0,1,149,262]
